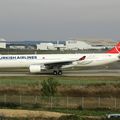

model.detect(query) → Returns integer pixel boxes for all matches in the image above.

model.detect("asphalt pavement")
[0,69,120,76]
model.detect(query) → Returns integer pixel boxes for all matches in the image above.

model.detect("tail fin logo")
[106,42,120,54]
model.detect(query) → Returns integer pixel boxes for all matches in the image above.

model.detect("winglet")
[79,56,86,61]
[106,42,120,54]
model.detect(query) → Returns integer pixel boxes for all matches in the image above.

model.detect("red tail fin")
[106,42,120,54]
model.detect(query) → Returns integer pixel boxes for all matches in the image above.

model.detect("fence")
[0,95,120,109]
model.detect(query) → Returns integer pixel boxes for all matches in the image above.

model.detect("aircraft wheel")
[53,70,58,75]
[58,70,62,75]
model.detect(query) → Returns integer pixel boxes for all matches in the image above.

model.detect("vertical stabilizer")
[106,42,120,53]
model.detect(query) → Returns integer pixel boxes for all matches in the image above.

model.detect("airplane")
[0,42,120,75]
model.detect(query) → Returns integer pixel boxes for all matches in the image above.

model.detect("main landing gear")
[53,70,62,75]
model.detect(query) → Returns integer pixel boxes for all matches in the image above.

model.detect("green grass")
[0,76,120,86]
[57,78,120,85]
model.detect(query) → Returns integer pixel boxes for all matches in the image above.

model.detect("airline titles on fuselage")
[0,56,37,60]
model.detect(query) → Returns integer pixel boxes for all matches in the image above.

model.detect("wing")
[44,56,86,69]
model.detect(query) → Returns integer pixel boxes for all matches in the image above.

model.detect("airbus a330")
[0,42,120,75]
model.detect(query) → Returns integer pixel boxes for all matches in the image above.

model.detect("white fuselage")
[0,53,119,68]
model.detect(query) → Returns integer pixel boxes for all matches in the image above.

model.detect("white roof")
[0,38,6,42]
[69,38,117,46]
[40,43,53,45]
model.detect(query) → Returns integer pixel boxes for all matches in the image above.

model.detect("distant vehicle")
[107,114,120,119]
[0,42,120,75]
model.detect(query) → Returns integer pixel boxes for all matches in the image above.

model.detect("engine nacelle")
[29,65,45,73]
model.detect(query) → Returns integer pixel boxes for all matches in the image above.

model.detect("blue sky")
[0,0,120,41]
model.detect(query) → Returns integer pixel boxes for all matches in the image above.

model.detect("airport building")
[65,40,92,50]
[9,44,26,49]
[36,38,117,51]
[0,38,6,49]
[54,44,66,51]
[65,38,116,50]
[37,42,66,50]
[37,43,56,50]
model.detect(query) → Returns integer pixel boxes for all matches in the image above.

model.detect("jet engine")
[29,64,45,73]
